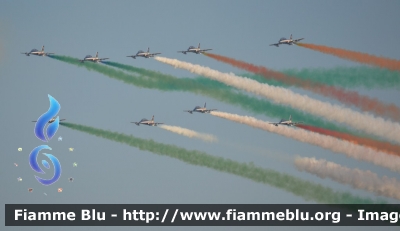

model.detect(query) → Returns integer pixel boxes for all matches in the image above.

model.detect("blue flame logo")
[29,145,62,186]
[34,94,60,142]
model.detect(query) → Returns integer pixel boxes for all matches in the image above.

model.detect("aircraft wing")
[184,110,193,114]
[177,51,186,53]
[99,58,109,61]
[45,53,54,55]
[155,122,164,125]
[293,38,304,43]
[292,121,304,125]
[150,53,161,57]
[59,119,66,121]
[269,43,279,47]
[205,109,217,113]
[269,122,279,126]
[200,49,212,52]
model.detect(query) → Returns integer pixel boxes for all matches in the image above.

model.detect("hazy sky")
[1,1,400,230]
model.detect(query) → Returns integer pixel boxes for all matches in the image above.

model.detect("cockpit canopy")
[31,49,38,52]
[140,118,148,121]
[194,106,201,109]
[189,46,196,49]
[279,37,287,41]
[85,55,92,58]
[137,50,145,53]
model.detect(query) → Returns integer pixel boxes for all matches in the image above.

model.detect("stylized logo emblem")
[34,94,60,142]
[30,95,62,186]
[29,145,61,186]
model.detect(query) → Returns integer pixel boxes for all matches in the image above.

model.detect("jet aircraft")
[131,115,163,126]
[184,102,217,114]
[32,117,66,123]
[79,52,109,62]
[178,43,212,54]
[269,34,304,47]
[127,47,161,59]
[21,46,54,56]
[269,115,303,126]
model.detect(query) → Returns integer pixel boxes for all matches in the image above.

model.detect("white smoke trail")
[159,125,218,143]
[154,56,400,144]
[295,157,400,201]
[209,111,400,173]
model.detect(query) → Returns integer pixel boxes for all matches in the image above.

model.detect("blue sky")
[1,1,400,230]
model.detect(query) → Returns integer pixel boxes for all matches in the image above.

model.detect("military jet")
[178,43,212,54]
[79,52,109,62]
[184,102,217,114]
[21,46,54,56]
[131,115,163,126]
[269,115,303,126]
[32,117,66,123]
[270,34,304,47]
[127,47,161,59]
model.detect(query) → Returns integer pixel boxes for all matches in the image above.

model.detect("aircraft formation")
[25,36,305,126]
[21,31,400,205]
[22,36,303,61]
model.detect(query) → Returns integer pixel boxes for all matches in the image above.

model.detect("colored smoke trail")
[295,157,400,201]
[297,124,400,157]
[204,53,400,121]
[60,122,382,204]
[280,66,400,89]
[209,111,400,173]
[154,56,400,144]
[49,56,360,138]
[158,124,218,143]
[297,43,400,72]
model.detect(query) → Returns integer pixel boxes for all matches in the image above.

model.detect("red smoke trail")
[204,53,400,121]
[297,43,400,72]
[297,124,400,157]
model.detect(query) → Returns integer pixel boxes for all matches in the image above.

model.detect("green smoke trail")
[60,122,386,205]
[49,55,369,138]
[241,66,400,90]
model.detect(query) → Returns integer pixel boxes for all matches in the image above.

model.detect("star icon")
[58,136,63,141]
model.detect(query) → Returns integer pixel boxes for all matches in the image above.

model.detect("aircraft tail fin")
[41,46,44,51]
[147,47,150,53]
[289,115,292,121]
[152,115,154,121]
[290,34,292,40]
[96,52,98,58]
[204,102,206,108]
[198,43,201,49]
